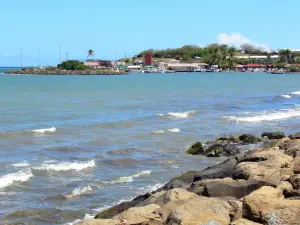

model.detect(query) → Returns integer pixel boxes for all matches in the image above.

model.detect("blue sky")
[1,0,299,66]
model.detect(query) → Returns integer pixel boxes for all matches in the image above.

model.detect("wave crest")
[0,169,33,189]
[33,160,96,172]
[32,127,56,134]
[64,185,95,199]
[102,170,152,184]
[11,161,30,167]
[157,110,196,119]
[224,107,300,122]
[281,94,292,99]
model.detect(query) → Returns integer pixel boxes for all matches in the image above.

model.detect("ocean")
[0,72,300,224]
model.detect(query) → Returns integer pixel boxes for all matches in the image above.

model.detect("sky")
[1,0,299,66]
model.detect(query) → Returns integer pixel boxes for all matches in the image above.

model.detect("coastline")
[79,132,300,225]
[4,69,128,75]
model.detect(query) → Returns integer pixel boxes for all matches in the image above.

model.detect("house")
[167,63,208,72]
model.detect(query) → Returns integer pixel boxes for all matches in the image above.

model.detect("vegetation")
[87,49,94,59]
[136,44,300,69]
[58,60,88,70]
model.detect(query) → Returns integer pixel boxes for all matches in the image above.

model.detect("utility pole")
[20,48,23,67]
[37,49,40,67]
[59,46,62,64]
[65,53,68,61]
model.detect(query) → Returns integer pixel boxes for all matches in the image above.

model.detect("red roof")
[244,64,264,68]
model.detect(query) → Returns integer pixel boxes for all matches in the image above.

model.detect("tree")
[87,49,94,59]
[241,44,257,54]
[59,60,88,70]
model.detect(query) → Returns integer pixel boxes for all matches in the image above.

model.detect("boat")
[271,71,285,74]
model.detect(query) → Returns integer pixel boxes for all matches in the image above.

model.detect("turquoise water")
[0,72,300,224]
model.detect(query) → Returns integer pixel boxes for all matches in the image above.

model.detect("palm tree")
[87,49,94,59]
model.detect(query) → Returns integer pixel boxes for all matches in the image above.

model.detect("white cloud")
[217,33,270,52]
[4,52,8,56]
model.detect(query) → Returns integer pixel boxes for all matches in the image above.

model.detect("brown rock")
[290,174,300,190]
[244,186,300,224]
[233,150,293,185]
[227,199,243,222]
[280,139,300,150]
[166,196,233,225]
[289,133,300,140]
[276,181,293,193]
[113,204,162,225]
[138,188,198,207]
[293,157,300,174]
[79,219,120,225]
[231,218,262,225]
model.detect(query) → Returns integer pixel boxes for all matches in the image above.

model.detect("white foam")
[290,91,300,95]
[34,160,96,172]
[103,170,152,184]
[65,185,94,199]
[281,94,292,99]
[0,169,33,189]
[31,127,56,134]
[153,130,165,134]
[157,110,196,119]
[168,128,180,133]
[225,107,300,122]
[64,214,93,225]
[11,161,30,167]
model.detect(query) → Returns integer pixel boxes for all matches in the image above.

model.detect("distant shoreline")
[4,69,128,75]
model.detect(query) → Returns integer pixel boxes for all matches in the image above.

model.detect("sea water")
[0,72,300,224]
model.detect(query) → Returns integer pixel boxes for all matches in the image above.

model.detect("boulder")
[166,196,233,225]
[205,143,240,157]
[227,199,243,221]
[279,139,300,150]
[138,188,198,207]
[194,158,237,182]
[239,134,259,144]
[231,218,262,225]
[289,133,300,140]
[113,204,162,225]
[284,142,300,158]
[290,174,300,190]
[202,178,272,199]
[95,194,150,219]
[261,132,285,139]
[293,157,300,174]
[233,150,293,185]
[217,135,240,144]
[244,186,300,224]
[241,148,281,162]
[185,142,205,155]
[276,181,293,193]
[159,171,198,191]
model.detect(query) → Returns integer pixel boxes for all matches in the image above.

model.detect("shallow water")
[0,72,300,224]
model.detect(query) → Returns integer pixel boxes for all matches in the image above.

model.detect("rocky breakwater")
[4,69,128,75]
[80,132,300,225]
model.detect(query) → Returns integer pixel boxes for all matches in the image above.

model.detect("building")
[233,55,279,62]
[84,59,113,68]
[167,63,208,72]
[144,52,152,66]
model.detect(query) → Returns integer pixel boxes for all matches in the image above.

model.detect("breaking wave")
[224,107,300,122]
[33,160,96,172]
[281,94,292,99]
[290,91,300,95]
[157,110,196,119]
[64,185,95,199]
[101,170,152,184]
[11,161,30,167]
[31,127,56,134]
[0,169,33,189]
[168,128,180,133]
